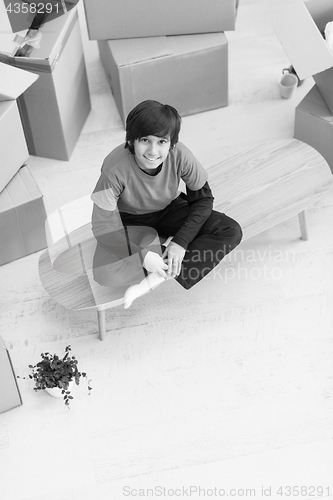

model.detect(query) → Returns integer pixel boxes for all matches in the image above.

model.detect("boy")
[91,100,242,308]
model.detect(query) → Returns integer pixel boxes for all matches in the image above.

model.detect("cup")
[286,65,303,86]
[278,70,298,99]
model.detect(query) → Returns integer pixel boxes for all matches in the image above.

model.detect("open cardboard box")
[84,0,236,40]
[98,32,228,126]
[295,83,333,173]
[0,63,38,193]
[272,0,333,114]
[1,0,79,34]
[0,7,91,161]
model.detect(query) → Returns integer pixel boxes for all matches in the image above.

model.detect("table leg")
[298,210,309,240]
[97,308,106,341]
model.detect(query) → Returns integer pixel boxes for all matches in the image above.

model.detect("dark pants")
[118,196,243,290]
[93,225,159,287]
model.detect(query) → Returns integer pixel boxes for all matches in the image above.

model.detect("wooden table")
[39,139,333,340]
[208,138,332,240]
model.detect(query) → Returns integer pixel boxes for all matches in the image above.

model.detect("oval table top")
[39,138,333,312]
[39,248,128,311]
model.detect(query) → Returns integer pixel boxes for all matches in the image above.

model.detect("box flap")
[0,0,13,34]
[0,62,39,101]
[272,1,333,80]
[0,164,43,213]
[0,30,29,57]
[109,37,173,67]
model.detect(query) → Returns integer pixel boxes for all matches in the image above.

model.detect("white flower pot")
[45,381,74,398]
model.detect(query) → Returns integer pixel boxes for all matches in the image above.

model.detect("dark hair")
[125,100,182,154]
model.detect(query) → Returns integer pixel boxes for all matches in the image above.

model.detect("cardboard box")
[0,100,29,193]
[98,32,228,126]
[83,0,236,40]
[0,164,47,266]
[0,63,39,193]
[1,0,78,34]
[294,84,333,173]
[272,0,333,114]
[0,336,22,413]
[0,7,91,161]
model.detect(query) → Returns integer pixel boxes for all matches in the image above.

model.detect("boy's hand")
[143,251,168,277]
[162,242,186,278]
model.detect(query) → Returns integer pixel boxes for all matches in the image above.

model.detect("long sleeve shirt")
[91,141,214,250]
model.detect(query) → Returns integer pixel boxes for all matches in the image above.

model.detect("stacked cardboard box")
[272,0,333,173]
[0,336,22,413]
[0,63,37,192]
[0,7,91,160]
[83,0,237,39]
[83,0,238,126]
[98,34,229,126]
[0,163,48,265]
[0,63,48,265]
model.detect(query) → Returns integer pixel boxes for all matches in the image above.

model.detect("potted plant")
[18,345,92,408]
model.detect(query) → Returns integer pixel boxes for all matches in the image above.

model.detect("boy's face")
[133,135,171,172]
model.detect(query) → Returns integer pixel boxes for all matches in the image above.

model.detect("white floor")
[1,1,333,499]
